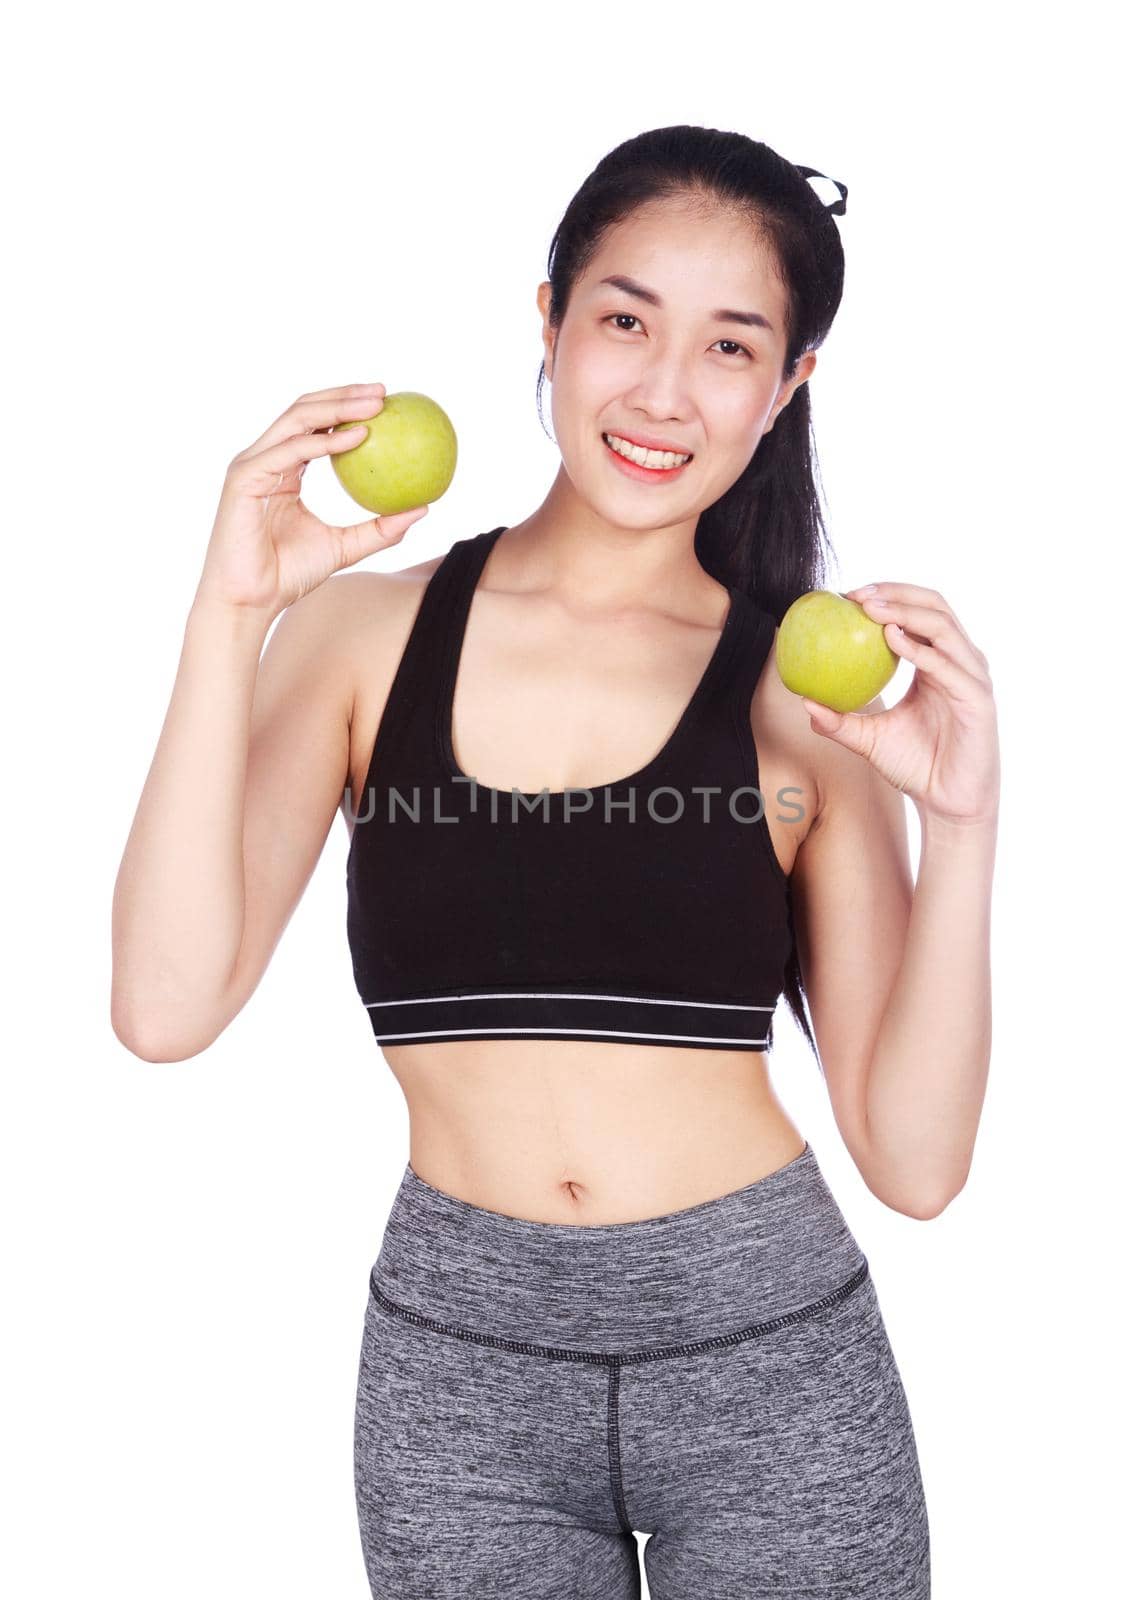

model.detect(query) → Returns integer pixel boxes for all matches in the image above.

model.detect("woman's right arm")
[110,382,430,1061]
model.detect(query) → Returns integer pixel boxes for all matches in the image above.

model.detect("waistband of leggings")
[370,1141,869,1353]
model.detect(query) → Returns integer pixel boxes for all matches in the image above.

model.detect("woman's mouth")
[601,431,694,483]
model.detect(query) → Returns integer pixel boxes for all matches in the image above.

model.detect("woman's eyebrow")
[595,273,774,333]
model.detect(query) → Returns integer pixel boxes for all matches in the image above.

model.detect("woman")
[112,126,999,1597]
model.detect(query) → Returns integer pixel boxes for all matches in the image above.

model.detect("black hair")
[534,124,849,1067]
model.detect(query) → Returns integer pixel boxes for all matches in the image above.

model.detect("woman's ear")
[537,281,556,380]
[763,350,818,435]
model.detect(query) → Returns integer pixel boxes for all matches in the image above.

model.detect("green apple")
[776,590,898,712]
[332,390,457,514]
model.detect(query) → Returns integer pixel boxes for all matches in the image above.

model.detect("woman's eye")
[604,314,753,360]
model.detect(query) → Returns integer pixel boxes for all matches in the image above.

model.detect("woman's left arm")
[802,581,1000,1215]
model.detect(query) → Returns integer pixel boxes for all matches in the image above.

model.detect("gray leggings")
[353,1141,931,1597]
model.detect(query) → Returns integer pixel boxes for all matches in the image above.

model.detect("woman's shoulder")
[328,544,447,604]
[322,543,451,646]
[324,547,454,774]
[744,623,825,871]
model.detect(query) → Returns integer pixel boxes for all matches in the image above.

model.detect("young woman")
[112,126,999,1598]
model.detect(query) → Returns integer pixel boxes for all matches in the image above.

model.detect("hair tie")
[794,164,848,216]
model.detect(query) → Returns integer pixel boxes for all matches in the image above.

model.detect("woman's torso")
[342,530,820,1225]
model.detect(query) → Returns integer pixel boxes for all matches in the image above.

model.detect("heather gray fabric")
[353,1141,931,1597]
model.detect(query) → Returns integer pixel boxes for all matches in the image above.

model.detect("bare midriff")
[348,536,817,1227]
[385,1039,808,1224]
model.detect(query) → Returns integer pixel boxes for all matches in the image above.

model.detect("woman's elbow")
[891,1175,969,1221]
[110,992,224,1063]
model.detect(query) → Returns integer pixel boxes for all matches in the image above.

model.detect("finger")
[880,621,990,704]
[234,385,386,460]
[848,581,948,607]
[800,697,878,757]
[295,381,387,406]
[847,582,972,640]
[229,421,379,497]
[858,597,990,684]
[259,467,287,513]
[332,505,431,571]
[863,589,988,672]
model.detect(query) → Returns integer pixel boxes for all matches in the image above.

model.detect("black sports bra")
[345,525,794,1052]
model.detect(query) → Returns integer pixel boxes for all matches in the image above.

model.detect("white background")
[4,1,1138,1594]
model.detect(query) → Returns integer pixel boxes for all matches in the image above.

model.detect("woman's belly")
[384,1038,807,1225]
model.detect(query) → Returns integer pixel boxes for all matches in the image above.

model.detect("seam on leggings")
[606,1362,634,1534]
[367,1255,869,1364]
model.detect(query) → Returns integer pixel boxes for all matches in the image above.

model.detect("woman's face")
[538,196,815,532]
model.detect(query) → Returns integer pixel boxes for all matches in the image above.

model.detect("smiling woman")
[345,128,937,1599]
[110,123,953,1600]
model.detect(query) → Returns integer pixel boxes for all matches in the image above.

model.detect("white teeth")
[604,433,691,470]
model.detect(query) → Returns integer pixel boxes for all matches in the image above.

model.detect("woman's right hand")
[195,382,431,616]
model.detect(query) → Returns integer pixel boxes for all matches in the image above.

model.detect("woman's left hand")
[800,583,999,826]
